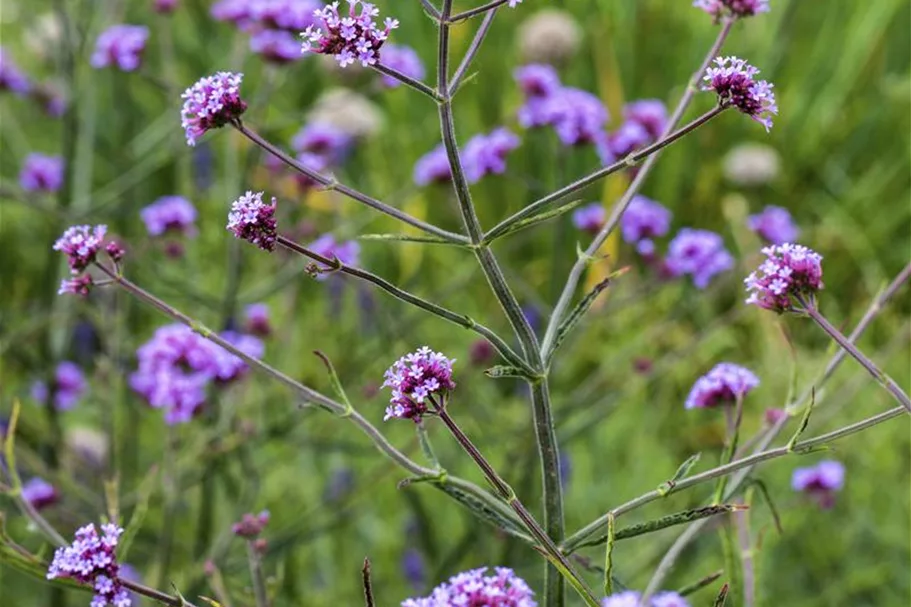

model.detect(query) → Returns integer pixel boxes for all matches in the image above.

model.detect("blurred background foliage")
[0,0,909,605]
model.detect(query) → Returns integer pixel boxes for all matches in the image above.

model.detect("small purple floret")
[382,347,455,422]
[703,56,778,131]
[47,523,131,607]
[620,195,671,253]
[792,460,845,509]
[22,477,59,510]
[401,566,535,607]
[462,128,520,184]
[665,228,734,288]
[54,225,108,274]
[227,191,278,252]
[747,205,799,244]
[20,153,64,193]
[180,71,247,146]
[744,243,823,312]
[685,362,759,409]
[572,203,606,234]
[140,196,198,237]
[90,25,150,72]
[301,0,399,68]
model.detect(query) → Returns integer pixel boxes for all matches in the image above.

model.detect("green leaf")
[358,233,466,246]
[602,513,615,596]
[431,482,530,541]
[484,365,540,380]
[787,386,816,451]
[713,583,730,607]
[488,199,586,241]
[657,453,701,496]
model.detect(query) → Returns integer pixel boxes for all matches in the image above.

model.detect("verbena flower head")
[596,121,650,164]
[211,0,253,24]
[0,47,31,95]
[463,128,521,184]
[291,121,353,163]
[31,361,88,410]
[602,590,691,607]
[140,196,198,237]
[401,566,535,607]
[378,44,425,88]
[572,202,606,234]
[413,144,452,186]
[665,228,734,288]
[244,302,272,336]
[227,191,278,252]
[694,0,770,21]
[54,225,108,274]
[624,99,668,141]
[180,71,246,146]
[250,29,303,63]
[308,234,360,279]
[382,347,456,422]
[621,195,671,254]
[747,205,799,244]
[250,0,320,30]
[514,64,562,98]
[90,25,150,72]
[520,86,608,146]
[744,243,823,312]
[47,523,131,607]
[685,363,759,409]
[792,460,845,509]
[212,331,264,382]
[232,510,270,538]
[59,275,94,297]
[22,477,59,510]
[703,56,777,131]
[20,153,64,193]
[301,0,399,68]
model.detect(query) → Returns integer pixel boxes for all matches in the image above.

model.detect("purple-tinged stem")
[448,8,499,95]
[448,0,509,23]
[798,296,911,413]
[230,122,469,245]
[370,62,442,101]
[246,541,270,607]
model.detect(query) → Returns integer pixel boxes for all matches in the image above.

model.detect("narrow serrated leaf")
[602,513,615,596]
[787,386,816,451]
[484,365,538,380]
[491,199,586,240]
[358,233,464,246]
[547,269,626,362]
[713,583,730,607]
[313,351,352,413]
[432,483,530,541]
[657,453,701,496]
[677,570,724,597]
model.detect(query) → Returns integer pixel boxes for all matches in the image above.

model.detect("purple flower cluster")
[572,203,605,234]
[129,324,263,424]
[620,195,672,256]
[47,523,131,607]
[292,122,353,164]
[20,153,64,193]
[378,44,425,88]
[90,25,150,72]
[463,128,521,183]
[685,363,759,409]
[22,477,59,510]
[401,567,535,607]
[747,205,799,244]
[694,0,770,21]
[301,0,399,68]
[232,510,270,538]
[140,196,198,237]
[0,47,31,95]
[180,72,247,146]
[31,361,87,410]
[227,191,278,252]
[602,591,690,607]
[703,56,778,131]
[597,100,669,164]
[154,0,179,13]
[413,145,451,186]
[212,0,319,63]
[744,243,823,312]
[382,347,456,422]
[665,228,734,288]
[792,460,844,508]
[251,29,305,63]
[515,64,608,146]
[244,302,272,336]
[308,234,360,278]
[54,225,109,274]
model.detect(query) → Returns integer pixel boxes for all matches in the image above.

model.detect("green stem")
[247,541,270,607]
[370,62,443,101]
[448,0,508,22]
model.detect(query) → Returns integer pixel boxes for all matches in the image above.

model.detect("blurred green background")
[1,0,909,605]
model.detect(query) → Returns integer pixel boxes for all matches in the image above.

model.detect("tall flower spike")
[685,363,759,409]
[382,347,455,422]
[694,0,770,21]
[703,56,778,131]
[180,71,247,146]
[47,523,131,607]
[301,1,399,68]
[744,243,823,313]
[226,191,278,252]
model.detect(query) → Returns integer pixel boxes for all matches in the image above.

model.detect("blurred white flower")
[25,13,64,61]
[723,142,781,186]
[65,427,109,470]
[308,88,384,138]
[518,9,582,65]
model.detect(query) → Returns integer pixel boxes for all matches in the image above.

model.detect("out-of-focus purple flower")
[382,347,456,422]
[54,225,108,274]
[624,99,668,141]
[90,25,149,72]
[250,29,302,63]
[323,467,355,502]
[694,0,770,21]
[764,407,786,426]
[0,47,32,95]
[685,362,759,409]
[601,590,691,607]
[402,567,535,607]
[211,331,263,382]
[596,121,650,164]
[227,191,278,252]
[519,87,608,146]
[665,228,734,289]
[301,1,399,68]
[747,205,799,244]
[180,71,247,146]
[250,0,320,30]
[140,196,198,237]
[651,592,691,607]
[378,44,425,88]
[232,510,270,538]
[211,0,253,24]
[308,234,360,278]
[402,548,426,591]
[22,477,59,510]
[703,56,777,131]
[20,153,64,193]
[744,243,823,313]
[620,195,671,255]
[154,0,179,13]
[47,523,131,607]
[792,460,845,509]
[413,144,451,186]
[291,122,353,163]
[462,128,520,184]
[244,303,271,337]
[514,64,561,98]
[469,339,495,366]
[572,202,605,234]
[58,275,94,297]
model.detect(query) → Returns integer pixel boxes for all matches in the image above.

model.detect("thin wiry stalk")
[449,9,499,95]
[448,0,510,23]
[370,62,443,101]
